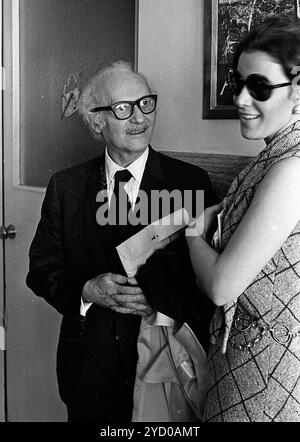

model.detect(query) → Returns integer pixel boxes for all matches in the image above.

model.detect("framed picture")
[203,0,300,119]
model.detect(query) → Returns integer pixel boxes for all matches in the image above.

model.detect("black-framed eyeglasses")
[226,69,291,102]
[89,94,157,120]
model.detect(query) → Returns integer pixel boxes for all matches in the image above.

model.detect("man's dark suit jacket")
[26,146,215,422]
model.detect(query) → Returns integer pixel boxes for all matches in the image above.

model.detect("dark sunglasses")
[89,94,157,120]
[226,69,291,102]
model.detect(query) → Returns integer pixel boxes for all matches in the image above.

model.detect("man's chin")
[128,138,151,151]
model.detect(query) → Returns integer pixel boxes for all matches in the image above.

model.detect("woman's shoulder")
[266,154,300,179]
[254,156,300,210]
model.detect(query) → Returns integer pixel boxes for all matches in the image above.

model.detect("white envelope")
[116,208,189,277]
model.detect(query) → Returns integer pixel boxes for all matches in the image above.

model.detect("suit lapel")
[139,146,164,193]
[138,146,168,224]
[85,154,118,270]
[86,154,106,228]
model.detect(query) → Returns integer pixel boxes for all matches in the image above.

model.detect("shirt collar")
[105,147,149,184]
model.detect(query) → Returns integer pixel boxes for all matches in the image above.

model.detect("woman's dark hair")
[233,14,300,80]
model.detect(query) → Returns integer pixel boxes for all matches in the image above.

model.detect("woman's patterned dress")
[203,122,300,422]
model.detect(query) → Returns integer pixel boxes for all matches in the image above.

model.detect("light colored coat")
[132,313,207,422]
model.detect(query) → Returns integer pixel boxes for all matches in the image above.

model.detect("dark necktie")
[112,169,133,245]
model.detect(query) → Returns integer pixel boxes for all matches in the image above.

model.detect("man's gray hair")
[77,60,153,139]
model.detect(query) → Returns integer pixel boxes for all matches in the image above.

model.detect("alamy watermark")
[95,186,205,233]
[291,66,300,88]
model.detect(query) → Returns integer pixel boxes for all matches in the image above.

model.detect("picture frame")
[203,0,300,119]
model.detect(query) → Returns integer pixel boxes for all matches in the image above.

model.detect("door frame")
[0,0,6,423]
[2,0,63,422]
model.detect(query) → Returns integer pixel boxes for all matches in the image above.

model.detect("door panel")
[3,0,136,421]
[20,0,136,188]
[3,0,69,420]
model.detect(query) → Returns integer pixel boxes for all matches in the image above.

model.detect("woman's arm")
[186,157,300,306]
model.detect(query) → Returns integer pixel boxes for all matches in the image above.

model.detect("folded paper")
[116,208,189,277]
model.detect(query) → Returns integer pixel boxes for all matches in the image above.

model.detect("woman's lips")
[239,112,260,120]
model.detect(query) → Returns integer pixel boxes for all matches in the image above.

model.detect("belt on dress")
[229,313,300,351]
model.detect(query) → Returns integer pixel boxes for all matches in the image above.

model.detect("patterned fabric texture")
[203,121,300,422]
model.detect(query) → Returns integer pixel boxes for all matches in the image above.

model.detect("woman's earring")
[293,104,300,114]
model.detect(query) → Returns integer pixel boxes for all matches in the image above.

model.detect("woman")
[186,15,300,422]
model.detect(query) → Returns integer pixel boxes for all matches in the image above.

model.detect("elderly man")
[26,61,215,422]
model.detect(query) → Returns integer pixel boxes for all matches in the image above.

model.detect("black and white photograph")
[0,0,300,433]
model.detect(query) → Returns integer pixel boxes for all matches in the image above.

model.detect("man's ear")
[84,113,105,134]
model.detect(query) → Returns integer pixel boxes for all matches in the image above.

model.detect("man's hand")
[112,277,154,316]
[82,273,153,316]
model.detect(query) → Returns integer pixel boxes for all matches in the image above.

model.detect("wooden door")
[3,0,136,421]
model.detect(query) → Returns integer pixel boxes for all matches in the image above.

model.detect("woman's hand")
[186,202,223,241]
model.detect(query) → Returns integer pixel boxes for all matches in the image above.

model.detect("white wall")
[138,0,264,156]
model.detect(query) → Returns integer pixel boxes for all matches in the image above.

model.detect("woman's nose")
[234,85,253,108]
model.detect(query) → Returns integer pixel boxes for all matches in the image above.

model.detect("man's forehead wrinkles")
[102,75,149,104]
